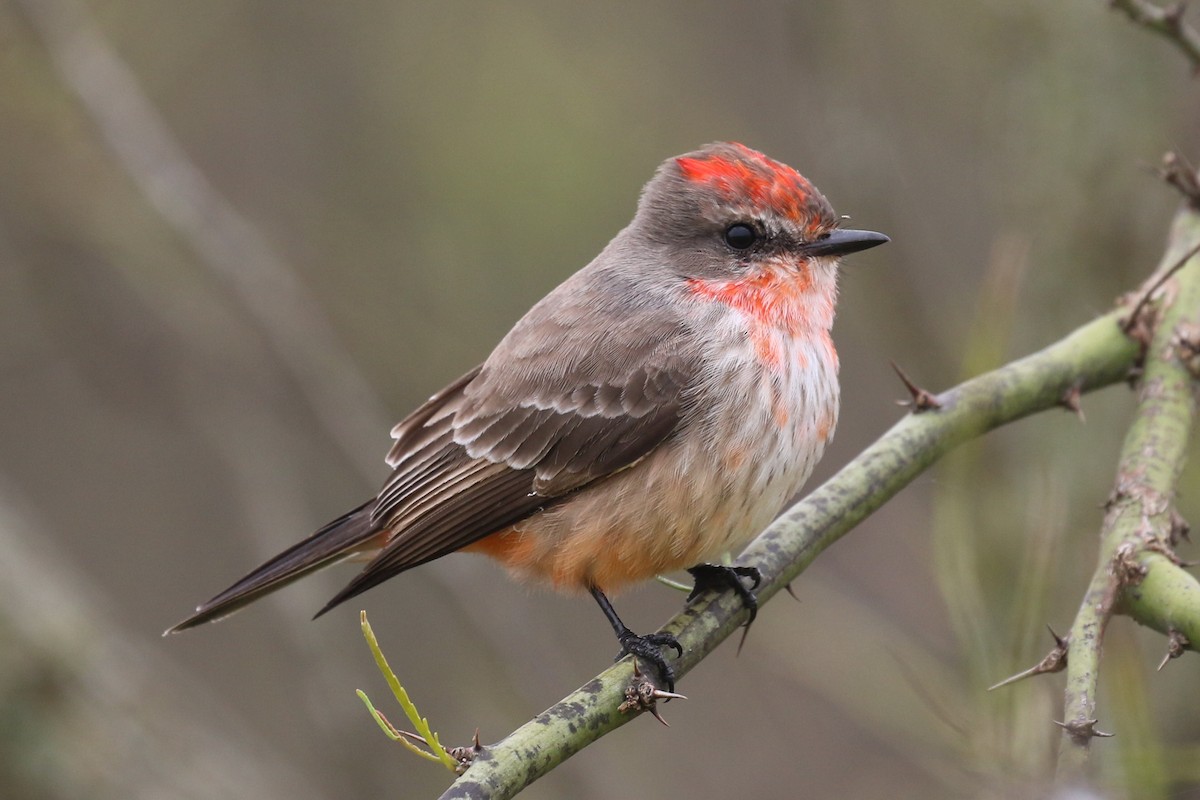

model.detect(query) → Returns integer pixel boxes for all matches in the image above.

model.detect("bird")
[166,142,888,690]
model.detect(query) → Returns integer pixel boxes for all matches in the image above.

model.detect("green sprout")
[356,610,459,772]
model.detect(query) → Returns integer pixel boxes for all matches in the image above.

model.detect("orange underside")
[462,527,533,563]
[464,525,666,593]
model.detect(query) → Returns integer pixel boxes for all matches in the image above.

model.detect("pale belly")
[471,333,840,593]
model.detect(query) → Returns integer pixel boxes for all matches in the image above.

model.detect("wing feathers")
[177,245,714,626]
[316,465,539,616]
[386,367,481,468]
[320,272,704,613]
[504,411,571,469]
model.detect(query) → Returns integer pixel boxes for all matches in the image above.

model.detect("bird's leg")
[686,563,762,625]
[589,586,682,692]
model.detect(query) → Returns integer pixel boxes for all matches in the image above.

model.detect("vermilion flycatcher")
[168,142,887,688]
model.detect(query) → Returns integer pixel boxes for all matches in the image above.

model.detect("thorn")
[1051,714,1113,743]
[472,728,482,752]
[1060,381,1085,422]
[890,360,942,412]
[619,665,687,724]
[988,664,1047,692]
[988,626,1069,690]
[735,622,751,657]
[1157,150,1200,206]
[783,583,800,602]
[1047,624,1067,649]
[1054,718,1114,739]
[1158,628,1191,671]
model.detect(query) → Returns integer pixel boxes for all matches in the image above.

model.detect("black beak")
[801,228,889,258]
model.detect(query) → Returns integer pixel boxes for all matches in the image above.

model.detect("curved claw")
[618,630,681,692]
[640,631,683,659]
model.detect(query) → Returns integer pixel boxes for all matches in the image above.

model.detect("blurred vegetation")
[1,1,1198,798]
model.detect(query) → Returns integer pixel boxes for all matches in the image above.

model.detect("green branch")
[1056,206,1200,784]
[440,289,1145,799]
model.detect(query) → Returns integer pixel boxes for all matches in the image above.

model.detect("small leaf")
[359,610,458,772]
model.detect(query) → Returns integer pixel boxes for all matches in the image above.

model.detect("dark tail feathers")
[165,500,378,634]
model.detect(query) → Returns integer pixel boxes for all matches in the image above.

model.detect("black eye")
[723,223,758,251]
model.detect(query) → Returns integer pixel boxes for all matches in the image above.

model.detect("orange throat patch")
[686,263,835,370]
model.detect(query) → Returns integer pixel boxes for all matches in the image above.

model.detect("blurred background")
[2,0,1199,797]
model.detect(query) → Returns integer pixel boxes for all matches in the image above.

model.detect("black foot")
[617,630,683,693]
[686,564,762,625]
[590,585,683,692]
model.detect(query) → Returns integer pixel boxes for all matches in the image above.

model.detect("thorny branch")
[1155,151,1200,207]
[1055,206,1200,787]
[1109,0,1200,70]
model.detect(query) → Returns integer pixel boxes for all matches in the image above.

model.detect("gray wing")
[316,272,702,613]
